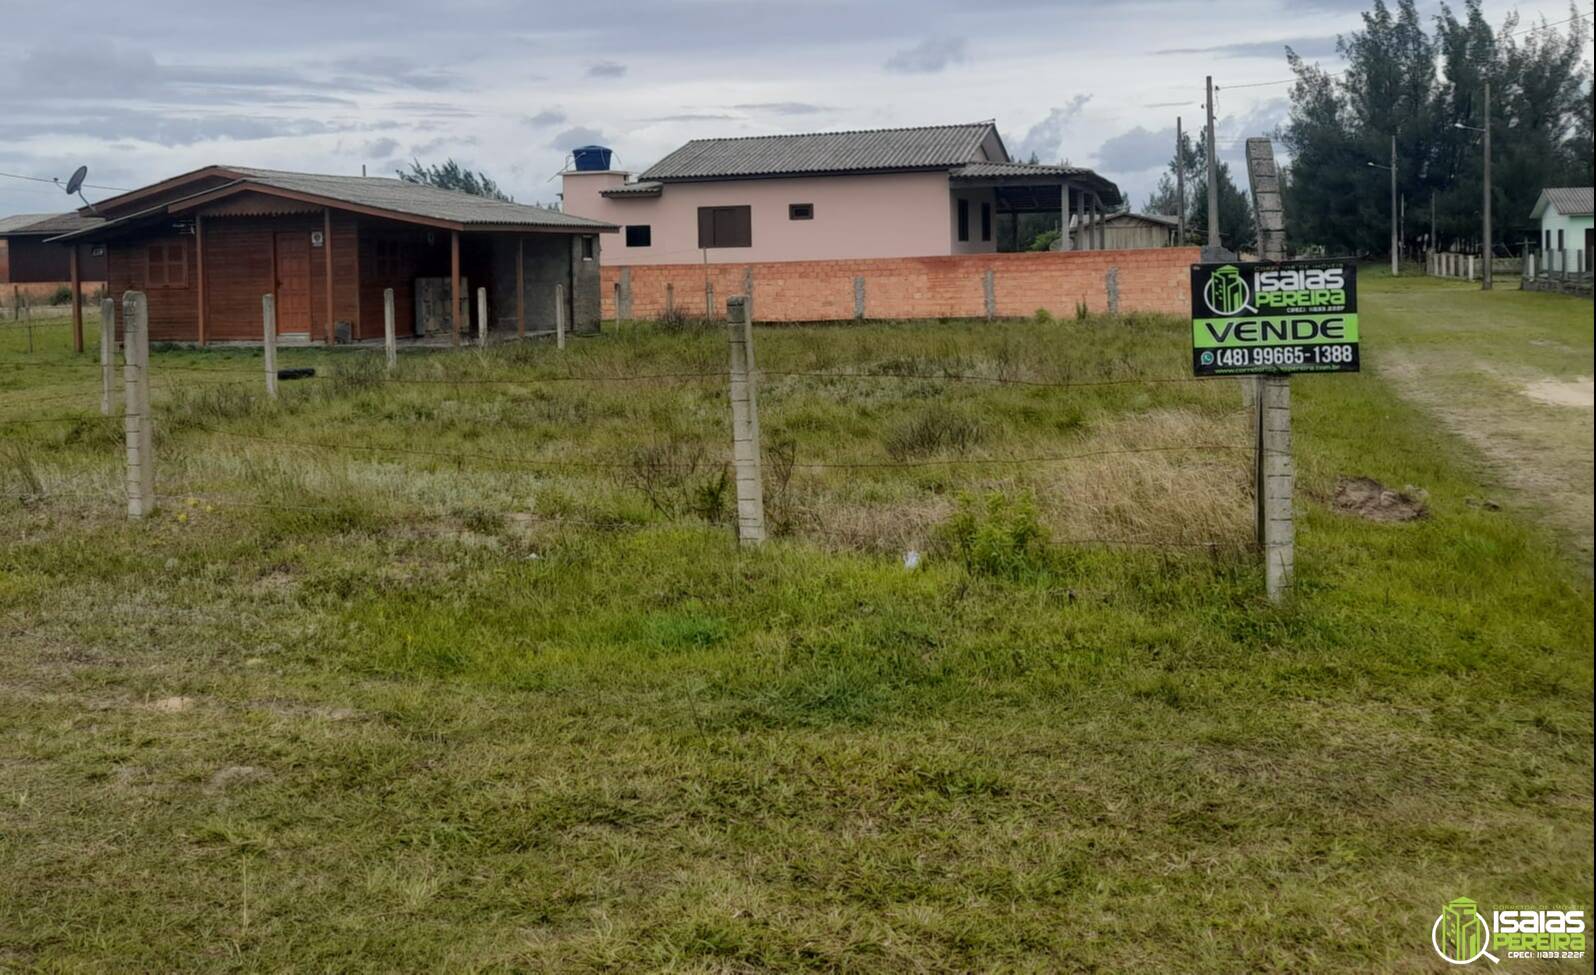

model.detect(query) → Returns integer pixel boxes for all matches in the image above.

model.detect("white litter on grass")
[903,550,921,570]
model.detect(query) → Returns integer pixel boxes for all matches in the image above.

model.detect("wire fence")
[2,301,1261,556]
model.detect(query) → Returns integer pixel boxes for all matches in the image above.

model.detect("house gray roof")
[639,122,998,181]
[224,167,613,229]
[49,166,614,241]
[1532,187,1594,218]
[0,211,104,235]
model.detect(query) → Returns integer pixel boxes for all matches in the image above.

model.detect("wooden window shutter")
[698,208,714,249]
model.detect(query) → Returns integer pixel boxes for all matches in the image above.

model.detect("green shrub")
[883,404,984,460]
[1033,308,1054,325]
[939,490,1050,579]
[655,305,715,334]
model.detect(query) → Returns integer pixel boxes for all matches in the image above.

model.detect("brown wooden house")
[48,165,615,346]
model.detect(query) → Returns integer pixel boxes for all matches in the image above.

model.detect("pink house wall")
[563,170,997,266]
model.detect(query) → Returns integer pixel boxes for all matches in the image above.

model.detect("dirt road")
[1365,276,1594,561]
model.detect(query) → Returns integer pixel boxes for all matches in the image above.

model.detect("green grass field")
[1,274,1590,972]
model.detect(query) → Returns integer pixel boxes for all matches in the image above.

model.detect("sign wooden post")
[1188,138,1359,602]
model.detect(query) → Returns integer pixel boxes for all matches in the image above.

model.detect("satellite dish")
[62,165,99,214]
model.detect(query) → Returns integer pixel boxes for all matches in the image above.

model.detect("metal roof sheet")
[1534,186,1594,217]
[639,123,996,180]
[601,181,664,198]
[951,162,1123,206]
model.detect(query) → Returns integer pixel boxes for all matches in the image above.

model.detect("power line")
[0,169,131,193]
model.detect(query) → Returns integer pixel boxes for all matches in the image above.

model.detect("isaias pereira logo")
[1203,264,1253,316]
[1434,897,1498,965]
[1431,897,1587,966]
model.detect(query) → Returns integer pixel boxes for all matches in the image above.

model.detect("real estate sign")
[1190,261,1359,376]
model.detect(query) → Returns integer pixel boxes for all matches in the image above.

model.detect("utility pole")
[1205,77,1219,247]
[1176,116,1187,244]
[1368,139,1398,275]
[1390,135,1398,276]
[1482,80,1493,290]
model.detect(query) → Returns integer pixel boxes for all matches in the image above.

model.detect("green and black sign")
[1191,260,1359,376]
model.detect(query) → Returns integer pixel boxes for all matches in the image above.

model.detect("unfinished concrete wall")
[571,234,601,333]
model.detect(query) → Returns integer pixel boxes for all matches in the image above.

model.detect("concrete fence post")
[725,295,765,546]
[619,266,633,321]
[742,266,754,323]
[982,269,996,320]
[99,298,115,416]
[705,281,715,318]
[1258,375,1294,601]
[613,281,622,324]
[383,288,397,372]
[262,294,279,400]
[1468,255,1476,281]
[853,276,866,320]
[122,291,155,520]
[555,283,567,350]
[476,287,488,348]
[1105,266,1120,315]
[665,282,675,315]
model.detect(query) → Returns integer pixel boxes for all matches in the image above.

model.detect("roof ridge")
[676,121,993,146]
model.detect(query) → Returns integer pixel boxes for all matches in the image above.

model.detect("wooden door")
[274,232,311,334]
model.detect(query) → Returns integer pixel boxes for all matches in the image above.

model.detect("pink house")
[561,122,1122,266]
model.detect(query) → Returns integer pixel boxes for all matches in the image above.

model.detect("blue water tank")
[572,145,614,171]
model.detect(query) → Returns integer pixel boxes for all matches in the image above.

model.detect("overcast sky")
[0,0,1584,216]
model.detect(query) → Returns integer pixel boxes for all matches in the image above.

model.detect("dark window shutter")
[697,206,752,248]
[981,202,992,241]
[957,199,969,242]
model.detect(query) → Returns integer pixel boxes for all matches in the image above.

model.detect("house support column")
[322,208,335,345]
[516,237,525,337]
[450,230,461,346]
[69,244,83,353]
[196,214,207,346]
[1059,182,1073,251]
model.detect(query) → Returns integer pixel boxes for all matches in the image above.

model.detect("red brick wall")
[601,247,1199,322]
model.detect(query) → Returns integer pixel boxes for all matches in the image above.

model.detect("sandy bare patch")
[206,765,271,793]
[1521,377,1594,409]
[1332,477,1428,522]
[148,695,196,713]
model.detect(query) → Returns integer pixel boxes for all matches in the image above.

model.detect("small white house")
[1529,187,1593,273]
